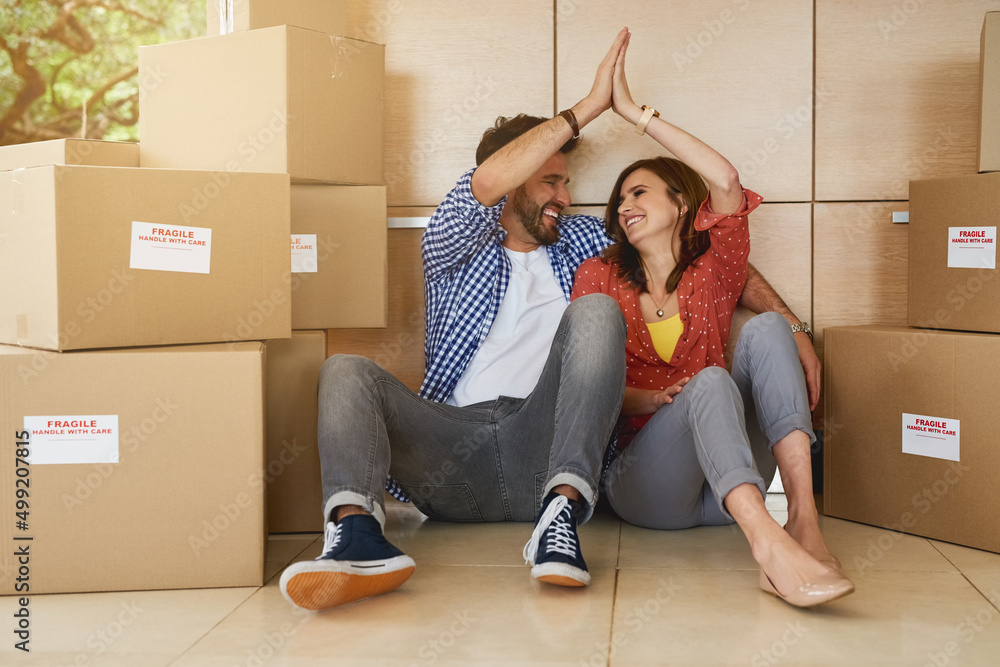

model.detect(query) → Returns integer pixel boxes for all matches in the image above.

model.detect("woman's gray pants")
[606,312,816,529]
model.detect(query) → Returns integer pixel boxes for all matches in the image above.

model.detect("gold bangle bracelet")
[635,105,660,135]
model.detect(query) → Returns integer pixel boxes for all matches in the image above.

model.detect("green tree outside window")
[0,0,206,145]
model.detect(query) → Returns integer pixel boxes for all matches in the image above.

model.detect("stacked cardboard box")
[0,138,281,592]
[139,1,390,531]
[0,145,291,352]
[824,13,1000,554]
[264,331,327,532]
[978,12,999,173]
[0,342,268,594]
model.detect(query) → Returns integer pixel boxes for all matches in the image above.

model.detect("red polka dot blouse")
[571,188,762,445]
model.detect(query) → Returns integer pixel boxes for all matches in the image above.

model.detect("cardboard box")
[208,0,347,38]
[0,342,267,594]
[265,330,326,532]
[0,165,291,351]
[979,12,1000,173]
[908,173,1000,334]
[290,184,386,328]
[139,26,384,186]
[824,325,1000,554]
[0,139,139,172]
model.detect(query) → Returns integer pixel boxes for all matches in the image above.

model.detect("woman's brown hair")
[602,156,711,295]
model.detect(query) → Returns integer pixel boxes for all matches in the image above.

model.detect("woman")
[572,33,854,607]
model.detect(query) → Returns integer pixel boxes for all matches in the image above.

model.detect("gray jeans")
[316,294,627,528]
[606,312,816,529]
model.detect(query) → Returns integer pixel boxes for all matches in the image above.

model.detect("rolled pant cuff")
[714,469,767,522]
[544,472,597,524]
[323,490,386,530]
[765,414,816,451]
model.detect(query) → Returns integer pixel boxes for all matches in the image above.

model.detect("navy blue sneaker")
[522,493,590,587]
[280,514,415,610]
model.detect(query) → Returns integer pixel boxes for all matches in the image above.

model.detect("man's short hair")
[475,114,581,166]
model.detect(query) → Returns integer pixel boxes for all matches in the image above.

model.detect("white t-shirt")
[447,246,568,407]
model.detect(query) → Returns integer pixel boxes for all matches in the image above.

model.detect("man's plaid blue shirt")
[418,167,613,403]
[383,167,614,501]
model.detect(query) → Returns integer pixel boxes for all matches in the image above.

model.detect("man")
[279,28,819,612]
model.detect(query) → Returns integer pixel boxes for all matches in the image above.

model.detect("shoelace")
[522,495,577,565]
[316,521,343,560]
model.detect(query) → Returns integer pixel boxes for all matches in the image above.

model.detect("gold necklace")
[639,258,670,318]
[647,291,668,318]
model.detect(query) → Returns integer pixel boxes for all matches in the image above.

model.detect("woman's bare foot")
[785,509,842,571]
[751,520,834,596]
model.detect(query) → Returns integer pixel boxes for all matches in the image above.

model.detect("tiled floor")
[4,495,1000,666]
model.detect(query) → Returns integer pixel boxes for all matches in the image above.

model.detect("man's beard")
[510,186,559,245]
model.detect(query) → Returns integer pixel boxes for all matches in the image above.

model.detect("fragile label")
[130,221,212,274]
[23,415,119,465]
[947,226,996,269]
[902,413,960,462]
[291,234,318,273]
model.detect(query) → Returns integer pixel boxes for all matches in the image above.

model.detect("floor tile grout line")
[165,587,265,667]
[605,567,621,667]
[605,520,622,667]
[927,539,1000,612]
[960,572,1000,613]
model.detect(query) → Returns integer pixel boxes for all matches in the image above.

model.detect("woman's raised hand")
[581,27,631,121]
[612,29,641,122]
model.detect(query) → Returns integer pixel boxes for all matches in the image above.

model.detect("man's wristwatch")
[790,322,813,341]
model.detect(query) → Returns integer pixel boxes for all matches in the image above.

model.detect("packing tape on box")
[9,168,25,216]
[329,36,350,79]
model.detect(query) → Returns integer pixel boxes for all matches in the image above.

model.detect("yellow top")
[646,313,683,363]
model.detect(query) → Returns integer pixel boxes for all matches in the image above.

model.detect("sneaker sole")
[279,556,416,611]
[531,562,590,587]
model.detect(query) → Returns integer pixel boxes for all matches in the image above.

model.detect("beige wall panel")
[814,202,910,363]
[327,225,426,391]
[815,0,1000,201]
[557,1,813,206]
[345,1,554,207]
